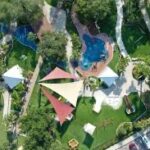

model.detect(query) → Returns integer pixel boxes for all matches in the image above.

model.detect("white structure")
[98,67,118,87]
[83,123,96,136]
[3,65,24,89]
[40,80,83,107]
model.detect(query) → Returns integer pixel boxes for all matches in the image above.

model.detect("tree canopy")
[0,0,43,24]
[38,32,67,71]
[20,107,56,150]
[75,0,114,23]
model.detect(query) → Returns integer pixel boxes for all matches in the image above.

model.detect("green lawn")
[27,82,145,150]
[0,109,7,147]
[109,47,120,72]
[7,40,37,73]
[122,25,150,57]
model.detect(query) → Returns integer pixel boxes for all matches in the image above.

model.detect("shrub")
[116,122,133,138]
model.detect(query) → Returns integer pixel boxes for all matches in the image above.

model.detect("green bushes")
[11,83,26,112]
[116,55,129,75]
[132,63,150,80]
[116,122,133,139]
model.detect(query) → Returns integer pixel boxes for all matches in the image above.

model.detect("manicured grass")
[122,25,150,57]
[0,110,7,147]
[56,93,145,149]
[109,47,120,72]
[7,40,37,73]
[28,87,146,149]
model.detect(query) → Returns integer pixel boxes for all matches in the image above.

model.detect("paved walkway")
[3,89,11,118]
[83,61,150,113]
[115,0,128,57]
[22,56,43,116]
[139,0,150,32]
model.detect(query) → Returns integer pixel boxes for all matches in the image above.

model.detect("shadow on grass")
[124,92,146,121]
[83,133,94,149]
[57,120,72,137]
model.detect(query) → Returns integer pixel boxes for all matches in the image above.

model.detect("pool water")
[80,34,107,70]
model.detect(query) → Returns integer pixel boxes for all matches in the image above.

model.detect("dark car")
[129,143,138,150]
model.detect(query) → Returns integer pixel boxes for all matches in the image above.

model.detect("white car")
[142,135,150,149]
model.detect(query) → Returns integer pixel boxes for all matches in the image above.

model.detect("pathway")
[115,0,128,57]
[139,0,150,32]
[84,61,150,113]
[22,56,43,116]
[3,89,11,118]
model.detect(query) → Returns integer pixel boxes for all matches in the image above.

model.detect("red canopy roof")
[40,67,77,81]
[41,87,74,125]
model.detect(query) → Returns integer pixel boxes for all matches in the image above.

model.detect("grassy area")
[7,40,37,73]
[122,24,150,57]
[27,83,145,150]
[0,110,7,147]
[109,47,120,72]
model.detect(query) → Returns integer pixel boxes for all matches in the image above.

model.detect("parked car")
[129,143,138,150]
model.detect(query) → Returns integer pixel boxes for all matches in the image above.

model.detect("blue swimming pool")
[80,34,107,70]
[13,26,37,50]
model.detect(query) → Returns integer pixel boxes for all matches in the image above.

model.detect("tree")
[71,33,82,61]
[124,0,142,24]
[116,122,133,139]
[20,107,56,150]
[116,56,129,75]
[142,91,150,110]
[132,63,150,80]
[75,0,114,24]
[0,0,43,24]
[37,32,67,70]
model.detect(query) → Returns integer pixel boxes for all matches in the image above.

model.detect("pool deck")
[71,6,114,78]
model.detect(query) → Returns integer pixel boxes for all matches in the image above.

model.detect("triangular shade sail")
[41,87,74,125]
[98,67,118,87]
[40,67,77,81]
[3,65,24,89]
[40,80,83,107]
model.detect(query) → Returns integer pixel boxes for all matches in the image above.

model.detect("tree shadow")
[83,133,94,149]
[102,76,126,96]
[126,81,138,94]
[57,120,72,137]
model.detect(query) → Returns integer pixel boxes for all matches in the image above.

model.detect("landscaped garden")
[0,0,150,149]
[25,82,146,149]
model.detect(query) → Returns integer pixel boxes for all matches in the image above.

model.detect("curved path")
[3,89,11,118]
[139,0,150,32]
[115,0,128,57]
[84,61,150,113]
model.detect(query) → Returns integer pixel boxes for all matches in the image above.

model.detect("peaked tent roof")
[40,80,83,107]
[41,87,74,125]
[3,65,24,89]
[40,67,77,81]
[98,66,118,87]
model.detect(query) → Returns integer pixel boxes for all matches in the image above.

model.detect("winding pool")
[80,34,107,70]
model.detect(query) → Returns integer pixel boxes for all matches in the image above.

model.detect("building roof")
[40,80,83,107]
[98,66,118,87]
[3,65,24,89]
[40,67,77,81]
[41,87,74,125]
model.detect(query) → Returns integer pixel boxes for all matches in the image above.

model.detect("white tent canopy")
[98,67,118,87]
[3,65,24,89]
[83,123,96,136]
[40,80,83,107]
